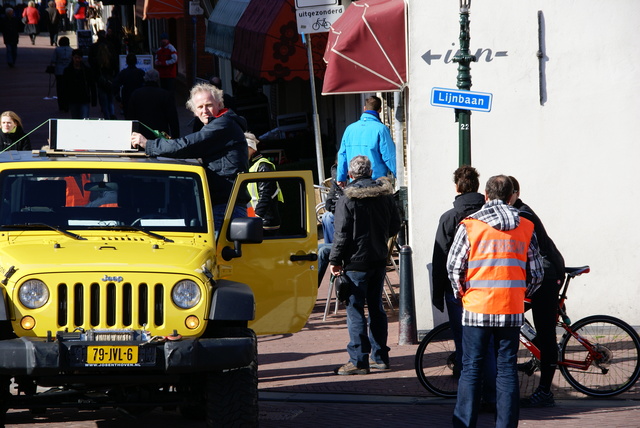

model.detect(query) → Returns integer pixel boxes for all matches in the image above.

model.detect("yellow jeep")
[0,150,318,426]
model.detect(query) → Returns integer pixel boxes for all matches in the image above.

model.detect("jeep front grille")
[57,282,165,329]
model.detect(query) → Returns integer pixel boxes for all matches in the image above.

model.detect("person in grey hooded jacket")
[329,155,401,375]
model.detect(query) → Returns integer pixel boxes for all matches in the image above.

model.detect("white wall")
[407,0,640,332]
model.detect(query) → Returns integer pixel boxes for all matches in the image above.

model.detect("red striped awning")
[143,0,184,20]
[322,0,407,94]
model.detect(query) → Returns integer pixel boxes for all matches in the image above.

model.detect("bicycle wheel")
[414,322,458,398]
[559,315,640,397]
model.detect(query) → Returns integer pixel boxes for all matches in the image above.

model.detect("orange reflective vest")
[461,217,534,315]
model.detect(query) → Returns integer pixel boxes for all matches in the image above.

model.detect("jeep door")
[216,170,318,335]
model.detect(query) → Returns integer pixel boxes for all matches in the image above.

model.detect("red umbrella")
[231,0,327,82]
[322,0,407,95]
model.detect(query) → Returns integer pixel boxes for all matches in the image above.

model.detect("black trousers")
[530,276,562,390]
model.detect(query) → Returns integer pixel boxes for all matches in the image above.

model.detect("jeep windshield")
[0,169,208,233]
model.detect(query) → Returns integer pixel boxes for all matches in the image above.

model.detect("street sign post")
[430,87,493,112]
[295,0,344,183]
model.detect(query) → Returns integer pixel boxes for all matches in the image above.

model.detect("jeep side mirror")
[221,217,264,261]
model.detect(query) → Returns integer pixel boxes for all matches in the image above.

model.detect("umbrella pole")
[302,33,326,184]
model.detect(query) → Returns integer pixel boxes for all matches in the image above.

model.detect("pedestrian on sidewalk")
[0,7,20,68]
[22,1,40,46]
[432,165,497,412]
[126,69,179,140]
[336,95,396,188]
[509,176,565,408]
[45,1,60,46]
[1,111,31,151]
[63,48,96,119]
[155,32,177,92]
[329,155,401,375]
[55,0,68,32]
[112,53,144,118]
[73,0,88,31]
[88,29,118,119]
[50,36,72,112]
[448,175,544,428]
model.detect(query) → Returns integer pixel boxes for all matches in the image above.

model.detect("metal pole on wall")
[302,33,326,184]
[453,0,476,166]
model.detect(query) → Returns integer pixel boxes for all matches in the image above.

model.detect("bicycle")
[312,18,331,31]
[415,266,640,398]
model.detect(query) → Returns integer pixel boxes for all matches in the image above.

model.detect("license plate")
[87,346,139,365]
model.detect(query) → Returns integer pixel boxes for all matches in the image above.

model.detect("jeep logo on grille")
[101,275,124,283]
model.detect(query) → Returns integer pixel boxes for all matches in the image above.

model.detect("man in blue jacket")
[131,83,248,231]
[336,96,396,187]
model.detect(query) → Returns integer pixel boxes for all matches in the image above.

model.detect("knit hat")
[159,32,169,41]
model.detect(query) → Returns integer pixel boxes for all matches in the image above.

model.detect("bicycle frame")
[519,266,597,370]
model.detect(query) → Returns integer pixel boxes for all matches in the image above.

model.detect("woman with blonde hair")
[0,111,31,151]
[22,1,40,45]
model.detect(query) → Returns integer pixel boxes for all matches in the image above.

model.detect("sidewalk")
[259,270,640,401]
[256,270,640,426]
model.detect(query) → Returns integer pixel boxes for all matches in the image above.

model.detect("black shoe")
[517,358,539,376]
[521,387,555,408]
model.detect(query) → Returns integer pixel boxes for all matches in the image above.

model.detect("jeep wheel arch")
[208,280,255,321]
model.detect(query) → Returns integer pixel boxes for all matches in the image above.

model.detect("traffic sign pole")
[453,0,476,166]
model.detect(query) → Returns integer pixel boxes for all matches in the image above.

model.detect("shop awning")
[143,0,184,20]
[205,0,250,59]
[322,0,407,95]
[231,0,327,82]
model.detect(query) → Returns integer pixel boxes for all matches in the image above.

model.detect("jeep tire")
[205,327,258,427]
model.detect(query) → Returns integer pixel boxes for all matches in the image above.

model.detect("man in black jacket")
[432,165,496,410]
[0,8,20,68]
[246,132,282,235]
[131,82,248,231]
[329,155,401,375]
[509,176,565,408]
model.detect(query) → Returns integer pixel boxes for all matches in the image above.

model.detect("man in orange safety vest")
[447,174,543,428]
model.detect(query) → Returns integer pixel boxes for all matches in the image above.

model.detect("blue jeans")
[69,103,90,119]
[446,293,497,404]
[97,88,115,119]
[453,325,520,428]
[317,243,331,285]
[345,267,389,368]
[322,211,335,243]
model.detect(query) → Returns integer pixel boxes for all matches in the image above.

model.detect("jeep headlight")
[171,280,201,309]
[19,280,49,309]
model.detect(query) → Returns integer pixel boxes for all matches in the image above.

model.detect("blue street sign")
[430,87,493,112]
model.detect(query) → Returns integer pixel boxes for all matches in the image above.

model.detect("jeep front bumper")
[0,336,255,376]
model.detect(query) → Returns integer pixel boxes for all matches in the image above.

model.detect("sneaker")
[517,358,539,376]
[521,387,555,408]
[369,359,390,370]
[335,362,370,375]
